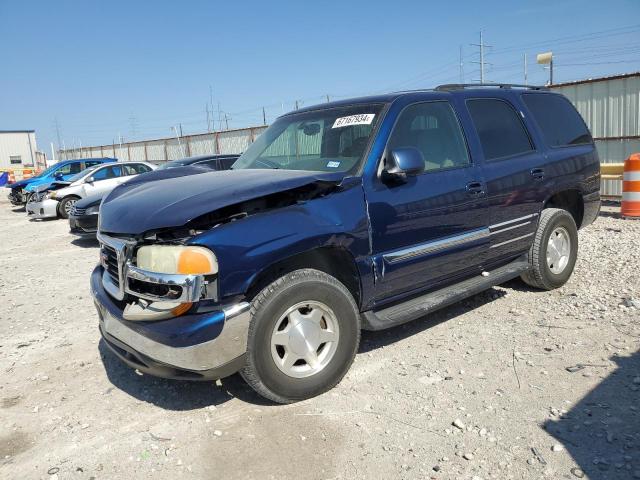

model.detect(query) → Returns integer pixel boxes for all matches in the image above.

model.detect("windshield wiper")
[255,159,280,169]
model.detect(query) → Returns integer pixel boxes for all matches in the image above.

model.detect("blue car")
[92,84,600,403]
[7,158,116,205]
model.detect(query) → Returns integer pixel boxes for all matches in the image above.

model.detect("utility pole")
[54,117,62,152]
[524,53,528,85]
[179,123,183,137]
[206,104,211,132]
[224,114,229,130]
[172,126,185,157]
[470,30,491,84]
[209,86,215,131]
[262,107,267,126]
[326,94,330,103]
[295,100,299,110]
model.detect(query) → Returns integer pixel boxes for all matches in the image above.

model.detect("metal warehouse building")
[550,72,640,197]
[0,130,38,170]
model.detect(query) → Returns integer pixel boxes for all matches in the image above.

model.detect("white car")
[26,162,156,219]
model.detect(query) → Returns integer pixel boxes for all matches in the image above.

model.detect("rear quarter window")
[522,93,592,147]
[466,98,533,161]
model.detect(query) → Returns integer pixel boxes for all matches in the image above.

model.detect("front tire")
[57,196,78,219]
[521,208,578,290]
[241,269,360,404]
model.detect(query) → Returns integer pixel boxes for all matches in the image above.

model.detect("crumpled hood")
[100,168,346,235]
[7,177,36,190]
[34,181,69,193]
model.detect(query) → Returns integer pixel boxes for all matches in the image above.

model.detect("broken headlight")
[135,245,218,275]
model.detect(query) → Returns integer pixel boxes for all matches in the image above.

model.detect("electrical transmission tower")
[470,30,492,84]
[129,114,139,140]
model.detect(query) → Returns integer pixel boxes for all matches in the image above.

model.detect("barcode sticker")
[332,114,375,129]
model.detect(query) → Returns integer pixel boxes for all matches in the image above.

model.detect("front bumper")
[8,190,24,205]
[91,266,250,379]
[26,198,58,219]
[69,214,98,237]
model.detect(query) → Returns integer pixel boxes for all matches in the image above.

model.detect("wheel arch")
[543,188,584,228]
[245,246,362,309]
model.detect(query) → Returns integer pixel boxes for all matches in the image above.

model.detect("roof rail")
[435,83,547,91]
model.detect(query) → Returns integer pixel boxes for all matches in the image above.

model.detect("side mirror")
[85,176,95,184]
[382,147,425,183]
[54,172,63,180]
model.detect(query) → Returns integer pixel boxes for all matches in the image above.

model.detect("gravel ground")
[1,196,639,480]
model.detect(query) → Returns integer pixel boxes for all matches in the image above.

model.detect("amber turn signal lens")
[170,302,193,317]
[177,249,214,275]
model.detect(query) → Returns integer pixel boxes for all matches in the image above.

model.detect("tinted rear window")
[466,98,533,161]
[522,93,592,147]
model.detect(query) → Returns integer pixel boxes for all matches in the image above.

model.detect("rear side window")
[123,164,152,175]
[467,99,533,161]
[522,94,592,146]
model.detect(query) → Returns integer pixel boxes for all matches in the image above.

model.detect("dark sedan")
[156,154,239,170]
[69,195,101,237]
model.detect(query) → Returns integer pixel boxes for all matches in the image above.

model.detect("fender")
[187,181,372,301]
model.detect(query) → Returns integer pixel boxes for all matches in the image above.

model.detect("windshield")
[233,104,384,173]
[67,165,99,183]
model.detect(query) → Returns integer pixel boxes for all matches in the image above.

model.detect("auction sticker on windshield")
[332,114,375,129]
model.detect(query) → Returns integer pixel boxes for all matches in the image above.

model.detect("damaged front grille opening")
[127,278,183,300]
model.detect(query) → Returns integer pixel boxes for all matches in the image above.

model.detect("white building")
[0,130,38,169]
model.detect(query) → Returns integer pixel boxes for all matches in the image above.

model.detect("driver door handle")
[530,168,545,180]
[466,181,484,195]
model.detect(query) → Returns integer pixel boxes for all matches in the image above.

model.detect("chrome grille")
[71,206,86,216]
[101,245,120,285]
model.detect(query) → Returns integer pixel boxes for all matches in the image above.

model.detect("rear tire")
[521,208,578,290]
[57,196,78,219]
[241,269,360,404]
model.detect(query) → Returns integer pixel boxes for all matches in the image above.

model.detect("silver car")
[26,162,156,219]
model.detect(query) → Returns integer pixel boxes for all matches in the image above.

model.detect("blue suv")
[7,158,116,205]
[91,84,600,403]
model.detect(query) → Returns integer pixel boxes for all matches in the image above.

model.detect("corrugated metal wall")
[58,126,268,164]
[551,74,640,197]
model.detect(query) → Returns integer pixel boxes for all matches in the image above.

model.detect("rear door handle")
[530,168,545,180]
[466,181,484,195]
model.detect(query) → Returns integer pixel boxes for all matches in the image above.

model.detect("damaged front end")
[91,170,345,380]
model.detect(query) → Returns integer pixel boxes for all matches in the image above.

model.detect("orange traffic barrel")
[622,153,640,218]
